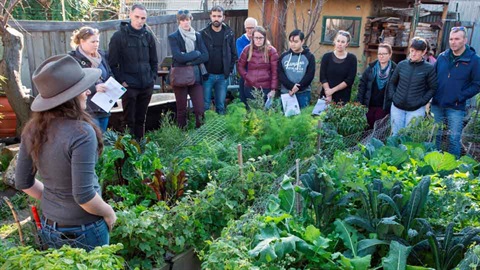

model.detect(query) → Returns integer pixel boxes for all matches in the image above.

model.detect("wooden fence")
[6,10,247,89]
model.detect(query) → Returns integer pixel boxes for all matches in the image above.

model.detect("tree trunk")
[0,26,33,137]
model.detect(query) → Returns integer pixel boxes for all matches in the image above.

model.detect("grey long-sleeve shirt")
[15,119,102,225]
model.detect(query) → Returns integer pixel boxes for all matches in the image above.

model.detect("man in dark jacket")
[200,6,237,114]
[431,26,480,157]
[278,29,315,109]
[108,4,158,140]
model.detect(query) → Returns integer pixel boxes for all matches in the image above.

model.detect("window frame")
[321,16,362,47]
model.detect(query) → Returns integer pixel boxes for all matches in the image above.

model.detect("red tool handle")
[31,205,42,229]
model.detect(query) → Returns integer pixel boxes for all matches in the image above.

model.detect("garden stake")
[237,144,243,176]
[295,159,302,214]
[317,120,322,152]
[3,196,24,246]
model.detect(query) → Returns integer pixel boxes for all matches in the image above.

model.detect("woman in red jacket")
[237,26,279,108]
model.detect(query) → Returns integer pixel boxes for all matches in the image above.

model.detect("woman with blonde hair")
[15,55,116,251]
[69,26,113,132]
[237,26,279,108]
[319,30,357,103]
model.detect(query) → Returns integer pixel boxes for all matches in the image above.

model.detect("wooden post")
[295,159,302,214]
[237,144,243,176]
[3,196,24,246]
[436,4,449,54]
[317,120,322,152]
[408,0,421,41]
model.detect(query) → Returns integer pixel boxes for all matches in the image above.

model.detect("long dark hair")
[22,96,103,171]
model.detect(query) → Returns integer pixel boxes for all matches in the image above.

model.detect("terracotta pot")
[0,96,17,138]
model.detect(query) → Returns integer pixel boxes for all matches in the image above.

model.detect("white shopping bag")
[281,94,301,117]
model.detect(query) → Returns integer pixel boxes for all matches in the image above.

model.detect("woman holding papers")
[237,26,279,109]
[69,26,113,132]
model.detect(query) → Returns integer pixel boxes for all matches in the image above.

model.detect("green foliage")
[423,223,480,270]
[397,116,441,144]
[0,148,14,172]
[0,244,125,269]
[0,193,29,221]
[323,102,368,137]
[12,0,120,21]
[383,241,412,270]
[297,164,348,232]
[454,245,480,270]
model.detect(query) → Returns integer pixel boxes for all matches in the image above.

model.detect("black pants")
[173,83,204,129]
[121,86,153,140]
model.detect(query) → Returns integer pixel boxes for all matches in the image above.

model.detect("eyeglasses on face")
[377,53,390,56]
[245,27,255,30]
[451,26,467,33]
[254,36,265,40]
[177,10,190,15]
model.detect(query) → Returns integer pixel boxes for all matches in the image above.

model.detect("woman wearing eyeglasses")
[319,30,357,103]
[168,10,209,128]
[69,26,114,133]
[237,26,279,108]
[357,43,397,129]
[387,37,437,135]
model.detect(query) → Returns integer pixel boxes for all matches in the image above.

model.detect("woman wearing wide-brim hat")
[15,55,117,251]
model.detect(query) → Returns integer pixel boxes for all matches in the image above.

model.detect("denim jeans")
[122,86,153,140]
[203,74,227,114]
[431,105,465,158]
[93,116,109,133]
[39,218,109,252]
[295,91,311,109]
[390,103,426,136]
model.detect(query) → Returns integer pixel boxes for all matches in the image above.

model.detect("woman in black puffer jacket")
[387,37,437,135]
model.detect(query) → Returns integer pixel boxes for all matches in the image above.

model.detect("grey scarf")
[78,46,101,68]
[178,26,196,52]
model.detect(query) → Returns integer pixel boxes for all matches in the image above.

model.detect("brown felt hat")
[31,54,101,112]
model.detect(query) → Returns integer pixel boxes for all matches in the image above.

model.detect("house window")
[321,16,362,46]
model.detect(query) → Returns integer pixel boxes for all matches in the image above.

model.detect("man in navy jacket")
[431,26,480,157]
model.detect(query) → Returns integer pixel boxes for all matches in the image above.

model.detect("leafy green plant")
[0,148,14,172]
[297,164,349,232]
[142,161,187,206]
[0,243,125,269]
[422,223,480,270]
[397,115,442,144]
[323,102,368,137]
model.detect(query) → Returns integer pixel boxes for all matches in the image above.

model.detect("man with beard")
[200,5,237,114]
[108,4,157,140]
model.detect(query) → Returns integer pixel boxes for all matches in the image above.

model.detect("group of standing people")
[357,27,479,158]
[13,4,479,254]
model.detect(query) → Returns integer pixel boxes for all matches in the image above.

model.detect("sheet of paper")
[91,77,127,112]
[281,93,300,117]
[265,96,273,109]
[312,98,328,115]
